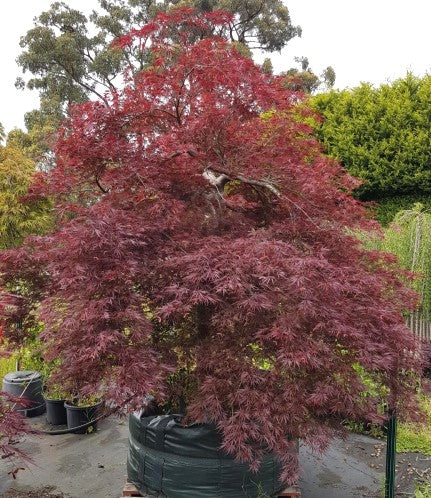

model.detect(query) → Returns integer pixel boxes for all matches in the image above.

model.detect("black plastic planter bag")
[127,412,286,498]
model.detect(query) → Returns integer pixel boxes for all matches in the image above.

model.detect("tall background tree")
[282,56,335,93]
[16,0,301,110]
[6,97,64,166]
[13,0,302,162]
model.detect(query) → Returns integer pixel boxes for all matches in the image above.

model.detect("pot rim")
[64,400,103,410]
[44,397,67,403]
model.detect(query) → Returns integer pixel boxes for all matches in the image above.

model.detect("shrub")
[311,74,431,201]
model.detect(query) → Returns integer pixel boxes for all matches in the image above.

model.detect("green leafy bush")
[0,355,16,381]
[374,194,431,226]
[311,74,431,202]
[397,395,431,455]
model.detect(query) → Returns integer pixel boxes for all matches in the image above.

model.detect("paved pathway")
[1,416,422,498]
[0,417,129,498]
[299,435,383,497]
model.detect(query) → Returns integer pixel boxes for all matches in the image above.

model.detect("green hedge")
[311,74,431,201]
[371,194,431,225]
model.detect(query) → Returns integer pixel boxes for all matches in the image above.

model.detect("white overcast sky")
[1,0,431,133]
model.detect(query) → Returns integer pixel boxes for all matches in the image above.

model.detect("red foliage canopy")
[0,9,423,482]
[0,391,32,475]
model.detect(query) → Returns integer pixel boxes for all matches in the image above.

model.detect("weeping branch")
[203,166,281,197]
[95,175,108,194]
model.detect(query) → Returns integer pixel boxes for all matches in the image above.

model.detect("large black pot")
[128,413,292,498]
[64,401,102,434]
[2,371,45,417]
[45,398,68,425]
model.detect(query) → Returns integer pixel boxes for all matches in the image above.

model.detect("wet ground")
[300,434,431,497]
[0,416,129,498]
[0,415,429,497]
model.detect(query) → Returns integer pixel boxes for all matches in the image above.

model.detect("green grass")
[398,428,431,454]
[398,396,431,455]
[344,394,431,456]
[415,480,431,498]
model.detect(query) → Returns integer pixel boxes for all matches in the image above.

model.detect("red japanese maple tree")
[0,9,423,482]
[0,392,32,476]
[0,295,32,472]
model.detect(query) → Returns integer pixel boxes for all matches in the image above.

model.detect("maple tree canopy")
[0,9,423,482]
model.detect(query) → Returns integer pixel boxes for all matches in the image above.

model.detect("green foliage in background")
[374,194,431,226]
[281,56,336,94]
[0,355,16,381]
[374,204,431,319]
[357,203,431,316]
[0,317,51,383]
[0,129,53,249]
[0,348,47,380]
[7,97,64,166]
[311,74,431,203]
[397,395,431,455]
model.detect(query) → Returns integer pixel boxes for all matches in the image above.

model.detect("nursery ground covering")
[2,413,431,497]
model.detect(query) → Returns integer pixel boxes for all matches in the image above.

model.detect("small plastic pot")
[64,401,102,434]
[45,398,67,425]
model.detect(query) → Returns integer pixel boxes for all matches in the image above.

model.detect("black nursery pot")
[45,398,67,425]
[2,371,46,417]
[64,401,102,434]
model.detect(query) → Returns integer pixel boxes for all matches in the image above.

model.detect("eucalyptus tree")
[282,56,336,93]
[17,0,301,112]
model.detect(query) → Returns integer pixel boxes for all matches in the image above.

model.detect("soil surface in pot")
[65,401,102,434]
